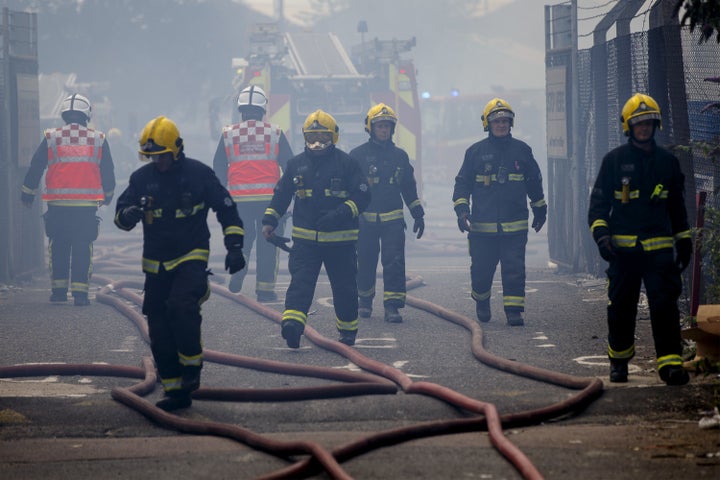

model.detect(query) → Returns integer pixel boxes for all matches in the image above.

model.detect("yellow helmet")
[364,103,398,133]
[302,110,339,150]
[481,98,514,131]
[620,93,662,135]
[138,116,183,160]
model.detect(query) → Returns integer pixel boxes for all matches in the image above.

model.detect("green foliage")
[700,206,720,303]
[675,0,720,44]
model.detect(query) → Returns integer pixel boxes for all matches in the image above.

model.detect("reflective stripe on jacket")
[43,124,104,204]
[223,121,281,202]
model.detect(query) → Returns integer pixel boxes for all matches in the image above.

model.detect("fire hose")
[0,268,603,480]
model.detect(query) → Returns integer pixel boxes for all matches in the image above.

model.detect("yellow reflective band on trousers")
[358,286,375,297]
[282,309,307,326]
[383,291,406,302]
[161,377,183,393]
[336,316,358,332]
[179,352,203,367]
[292,226,359,242]
[608,343,635,360]
[503,295,524,308]
[657,354,683,370]
[142,249,210,274]
[472,289,491,302]
[52,279,69,289]
[362,209,404,222]
[70,281,89,294]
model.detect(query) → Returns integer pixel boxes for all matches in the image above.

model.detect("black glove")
[413,217,425,239]
[119,205,144,225]
[596,235,615,262]
[225,248,246,274]
[531,205,547,232]
[316,206,348,231]
[457,212,471,233]
[21,192,34,207]
[675,238,692,272]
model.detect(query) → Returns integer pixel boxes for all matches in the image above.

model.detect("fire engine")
[210,22,423,191]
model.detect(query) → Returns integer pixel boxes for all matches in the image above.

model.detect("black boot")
[338,330,357,346]
[50,290,68,302]
[73,293,90,306]
[156,391,192,411]
[609,359,628,383]
[384,305,403,323]
[182,366,202,392]
[506,311,524,326]
[476,302,491,323]
[358,298,372,318]
[659,365,689,386]
[281,320,304,349]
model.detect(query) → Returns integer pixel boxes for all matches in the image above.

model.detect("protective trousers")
[142,261,210,394]
[357,220,406,308]
[606,249,683,360]
[44,206,98,298]
[285,242,359,334]
[229,202,282,295]
[469,233,527,312]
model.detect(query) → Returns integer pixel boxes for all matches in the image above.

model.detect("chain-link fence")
[546,3,720,277]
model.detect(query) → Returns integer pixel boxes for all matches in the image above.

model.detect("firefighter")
[21,93,116,306]
[588,93,692,386]
[350,103,424,323]
[115,116,246,411]
[452,98,546,326]
[261,110,370,347]
[213,85,293,301]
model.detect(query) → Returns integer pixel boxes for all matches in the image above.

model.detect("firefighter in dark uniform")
[115,116,246,411]
[213,85,293,301]
[21,93,115,306]
[261,110,370,347]
[588,93,692,385]
[452,98,546,326]
[350,103,424,323]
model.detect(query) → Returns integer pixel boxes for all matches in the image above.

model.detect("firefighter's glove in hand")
[225,248,246,275]
[596,235,615,262]
[413,217,425,239]
[316,206,347,231]
[20,192,34,208]
[531,205,547,232]
[675,238,692,272]
[120,205,144,225]
[457,212,471,233]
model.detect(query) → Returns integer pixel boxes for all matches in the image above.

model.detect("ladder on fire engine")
[285,32,363,79]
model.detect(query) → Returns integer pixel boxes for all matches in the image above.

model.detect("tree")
[674,0,720,43]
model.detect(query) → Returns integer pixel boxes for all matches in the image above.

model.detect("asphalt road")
[1,213,718,479]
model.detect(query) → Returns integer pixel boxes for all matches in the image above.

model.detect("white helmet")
[237,85,267,113]
[61,93,92,122]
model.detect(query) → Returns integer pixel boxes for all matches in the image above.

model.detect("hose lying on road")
[2,268,605,480]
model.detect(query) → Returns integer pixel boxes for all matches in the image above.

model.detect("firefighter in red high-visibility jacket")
[213,85,293,301]
[588,93,692,386]
[21,93,116,306]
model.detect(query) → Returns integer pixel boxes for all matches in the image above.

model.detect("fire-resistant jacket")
[114,153,244,274]
[349,139,424,223]
[213,121,292,203]
[453,134,545,235]
[262,145,371,246]
[22,123,115,206]
[588,139,691,252]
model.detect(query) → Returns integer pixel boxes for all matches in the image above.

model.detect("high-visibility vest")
[222,120,281,203]
[43,124,104,205]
